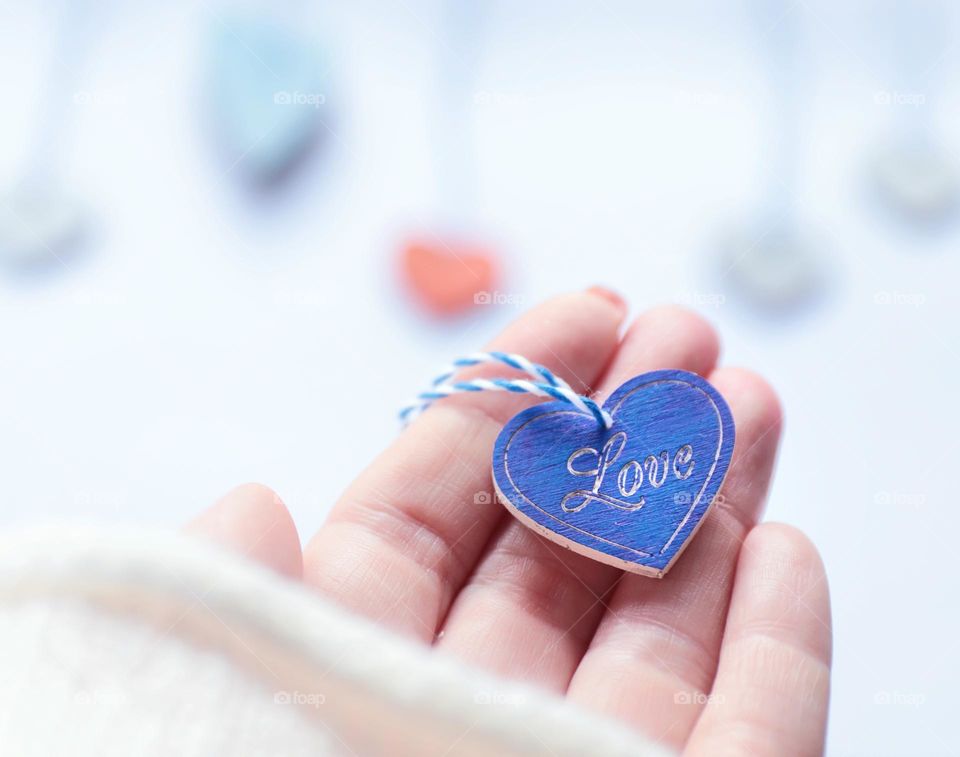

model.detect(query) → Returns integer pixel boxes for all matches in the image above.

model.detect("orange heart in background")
[399,241,499,316]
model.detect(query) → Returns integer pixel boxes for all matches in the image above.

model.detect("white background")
[1,2,959,755]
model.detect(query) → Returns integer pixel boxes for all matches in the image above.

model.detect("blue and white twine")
[400,351,612,428]
[430,351,565,389]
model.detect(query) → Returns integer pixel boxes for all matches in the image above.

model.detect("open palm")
[190,289,831,756]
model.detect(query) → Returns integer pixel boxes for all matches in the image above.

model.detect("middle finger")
[435,306,720,692]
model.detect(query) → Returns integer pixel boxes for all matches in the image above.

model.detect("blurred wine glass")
[869,1,958,225]
[205,3,328,188]
[399,1,499,318]
[0,0,94,272]
[719,0,826,311]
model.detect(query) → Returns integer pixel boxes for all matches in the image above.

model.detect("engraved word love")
[561,432,695,514]
[492,370,735,578]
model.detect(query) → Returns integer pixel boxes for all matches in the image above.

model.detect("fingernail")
[586,285,627,316]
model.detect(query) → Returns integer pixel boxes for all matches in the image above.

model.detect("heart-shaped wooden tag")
[492,370,735,578]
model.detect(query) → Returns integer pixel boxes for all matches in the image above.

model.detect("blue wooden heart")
[492,369,735,577]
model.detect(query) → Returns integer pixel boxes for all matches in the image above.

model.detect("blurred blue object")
[206,14,327,186]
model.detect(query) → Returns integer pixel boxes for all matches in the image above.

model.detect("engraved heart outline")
[491,369,735,578]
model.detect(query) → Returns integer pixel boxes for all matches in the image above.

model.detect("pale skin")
[187,289,832,756]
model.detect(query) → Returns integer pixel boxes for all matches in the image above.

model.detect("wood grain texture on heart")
[492,370,735,578]
[399,241,498,316]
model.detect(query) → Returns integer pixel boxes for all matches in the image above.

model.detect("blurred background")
[1,0,958,754]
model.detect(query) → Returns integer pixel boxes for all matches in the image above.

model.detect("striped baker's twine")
[430,351,566,389]
[400,352,612,428]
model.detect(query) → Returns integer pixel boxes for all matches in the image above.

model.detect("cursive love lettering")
[560,432,695,513]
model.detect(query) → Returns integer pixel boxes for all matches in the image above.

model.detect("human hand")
[189,289,831,756]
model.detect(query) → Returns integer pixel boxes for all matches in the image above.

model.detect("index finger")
[302,289,626,640]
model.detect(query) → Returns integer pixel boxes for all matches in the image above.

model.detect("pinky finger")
[685,523,832,757]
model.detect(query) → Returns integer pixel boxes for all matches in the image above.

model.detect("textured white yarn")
[0,525,674,757]
[0,600,329,757]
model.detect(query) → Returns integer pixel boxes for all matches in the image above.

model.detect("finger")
[566,367,782,749]
[685,523,832,757]
[302,289,626,640]
[185,483,303,579]
[436,306,720,692]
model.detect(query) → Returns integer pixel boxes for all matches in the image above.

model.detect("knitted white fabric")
[0,526,674,757]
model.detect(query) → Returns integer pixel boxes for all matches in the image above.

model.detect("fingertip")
[743,522,825,573]
[585,285,628,318]
[186,483,303,580]
[489,289,626,394]
[709,366,784,441]
[623,305,721,377]
[736,522,832,665]
[742,522,830,600]
[538,288,628,324]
